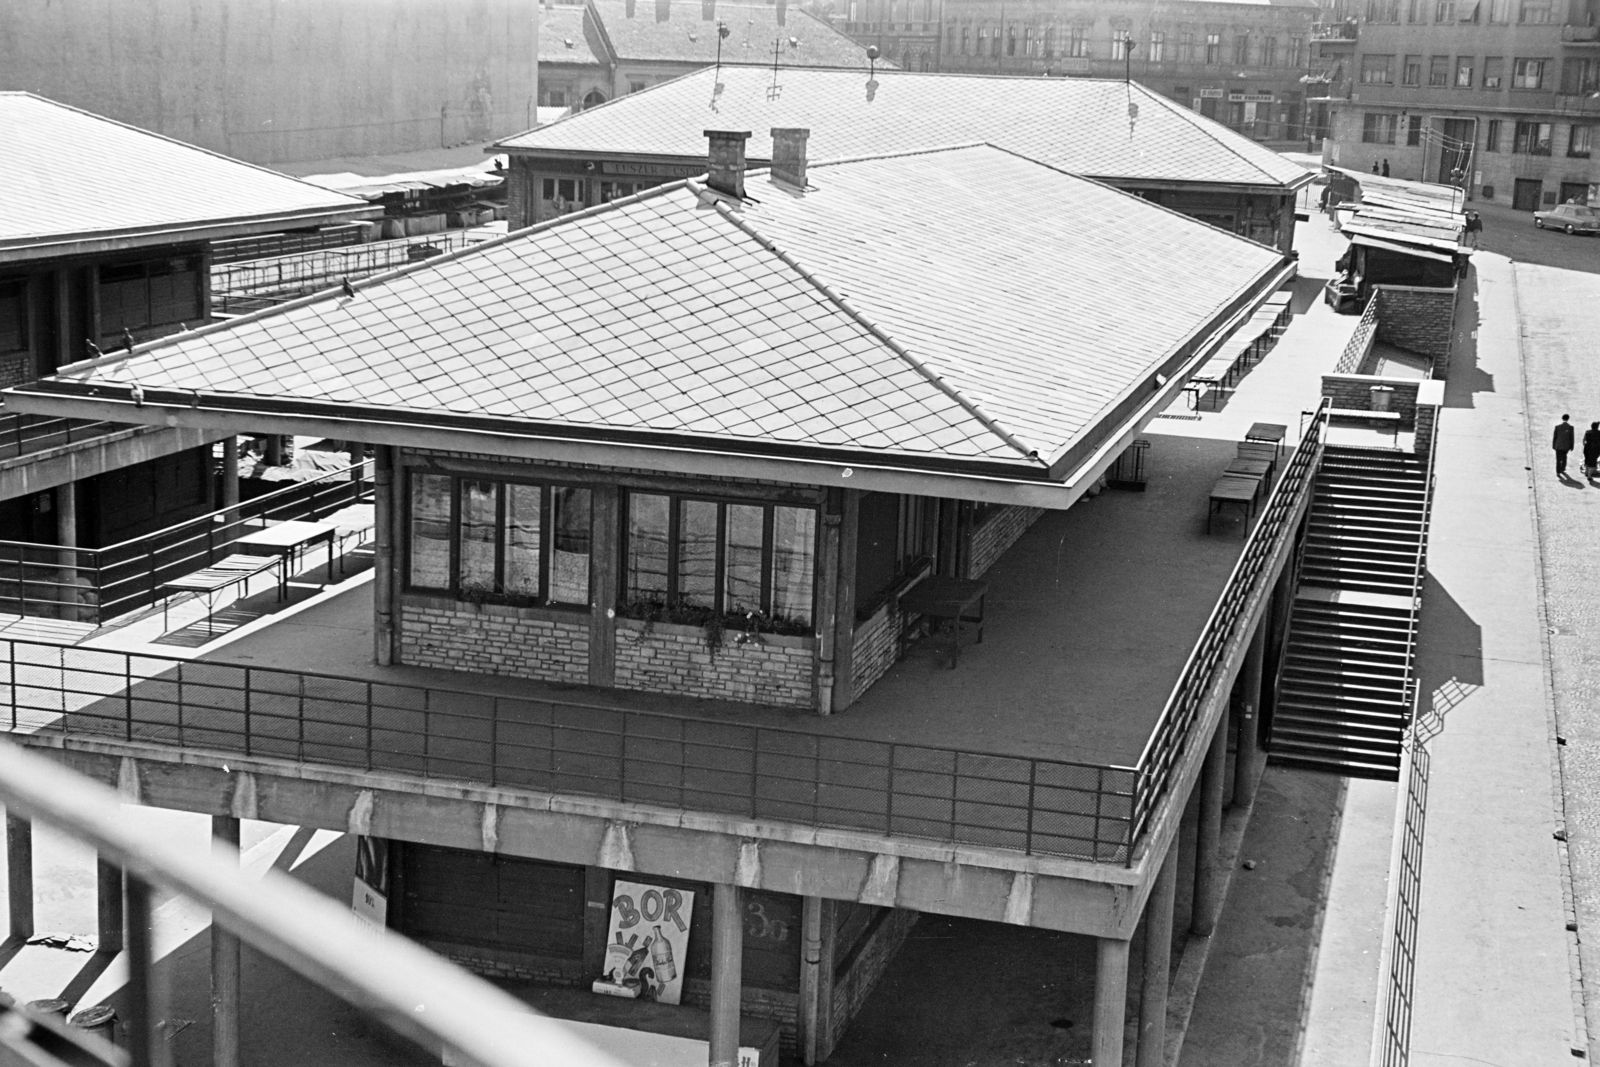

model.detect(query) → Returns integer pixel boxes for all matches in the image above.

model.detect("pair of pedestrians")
[1551,413,1600,479]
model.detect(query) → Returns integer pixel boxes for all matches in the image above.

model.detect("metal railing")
[1129,401,1330,850]
[0,463,371,625]
[211,231,494,314]
[1336,294,1381,374]
[0,740,619,1067]
[1311,20,1360,39]
[0,640,1137,862]
[0,412,124,464]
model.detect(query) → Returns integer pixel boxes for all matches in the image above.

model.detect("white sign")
[593,880,695,1005]
[352,878,387,928]
[351,835,388,930]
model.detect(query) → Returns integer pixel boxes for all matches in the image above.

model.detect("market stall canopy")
[1327,165,1467,255]
[301,163,506,201]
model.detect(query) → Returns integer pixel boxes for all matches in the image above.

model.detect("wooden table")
[1226,456,1273,487]
[1236,441,1279,486]
[898,575,989,669]
[1245,422,1288,460]
[234,520,339,598]
[1208,475,1260,536]
[160,554,282,635]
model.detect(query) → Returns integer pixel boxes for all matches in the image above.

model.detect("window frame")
[1456,56,1475,87]
[1403,54,1423,85]
[404,471,594,609]
[1568,124,1593,158]
[1362,112,1399,143]
[1407,114,1425,145]
[1112,28,1133,61]
[1360,53,1396,84]
[1512,57,1547,89]
[1429,54,1450,86]
[1485,118,1502,151]
[1483,55,1505,87]
[1205,32,1220,64]
[1513,119,1554,154]
[1149,30,1165,63]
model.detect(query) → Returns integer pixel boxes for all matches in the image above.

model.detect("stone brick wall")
[0,353,31,389]
[1414,400,1438,461]
[1374,284,1457,375]
[614,619,816,709]
[423,939,586,987]
[968,504,1045,579]
[852,601,901,698]
[1321,374,1422,431]
[826,907,919,1058]
[399,600,590,684]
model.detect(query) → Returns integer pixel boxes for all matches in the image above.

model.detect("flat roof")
[0,93,380,262]
[497,66,1313,192]
[5,145,1288,503]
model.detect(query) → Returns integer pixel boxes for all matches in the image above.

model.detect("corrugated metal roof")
[1328,165,1465,253]
[590,0,874,66]
[39,145,1284,475]
[0,93,376,255]
[498,67,1311,191]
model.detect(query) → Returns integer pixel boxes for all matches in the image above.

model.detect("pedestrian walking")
[1465,211,1483,249]
[1382,158,1391,177]
[1372,161,1380,174]
[1583,421,1600,480]
[1554,414,1576,477]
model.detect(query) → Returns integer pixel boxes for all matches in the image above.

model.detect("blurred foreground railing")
[0,740,619,1067]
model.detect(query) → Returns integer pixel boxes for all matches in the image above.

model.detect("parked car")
[1534,202,1600,235]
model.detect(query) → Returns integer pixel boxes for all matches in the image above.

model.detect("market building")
[835,0,1321,143]
[0,93,376,565]
[1314,0,1600,206]
[6,133,1315,1066]
[496,65,1314,248]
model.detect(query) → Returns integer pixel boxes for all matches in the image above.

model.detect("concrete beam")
[0,425,229,503]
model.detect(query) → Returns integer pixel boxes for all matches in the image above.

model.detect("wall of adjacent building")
[0,0,539,166]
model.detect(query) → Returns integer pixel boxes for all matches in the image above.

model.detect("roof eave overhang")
[0,206,386,265]
[2,384,1095,509]
[1094,172,1315,195]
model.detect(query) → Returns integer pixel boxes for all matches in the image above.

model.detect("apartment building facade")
[1317,0,1600,205]
[836,0,1320,142]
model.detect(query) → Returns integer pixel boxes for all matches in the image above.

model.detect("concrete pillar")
[799,896,836,1065]
[125,874,157,1067]
[56,483,79,617]
[264,435,284,467]
[1192,718,1228,937]
[373,447,394,667]
[221,437,240,521]
[211,816,241,1067]
[5,813,31,941]
[96,857,123,954]
[349,442,364,490]
[709,883,743,1067]
[815,491,841,715]
[1234,620,1268,808]
[1137,851,1178,1067]
[1092,937,1130,1067]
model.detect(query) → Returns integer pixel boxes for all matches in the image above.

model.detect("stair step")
[1271,721,1406,749]
[1268,749,1401,781]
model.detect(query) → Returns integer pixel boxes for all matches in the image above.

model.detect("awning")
[1349,233,1457,263]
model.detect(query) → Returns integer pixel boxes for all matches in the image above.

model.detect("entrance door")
[1513,178,1544,211]
[1560,181,1590,205]
[1438,119,1474,187]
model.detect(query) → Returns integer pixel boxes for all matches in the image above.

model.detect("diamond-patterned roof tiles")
[45,145,1284,474]
[0,93,374,253]
[498,66,1308,191]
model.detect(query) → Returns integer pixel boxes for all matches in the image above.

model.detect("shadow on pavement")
[1444,268,1493,409]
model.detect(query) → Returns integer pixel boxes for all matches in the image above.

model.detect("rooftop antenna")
[1123,39,1139,136]
[767,35,797,99]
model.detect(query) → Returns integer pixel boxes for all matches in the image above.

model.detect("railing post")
[1025,761,1037,856]
[243,669,252,758]
[885,745,896,836]
[297,674,306,761]
[366,682,374,772]
[125,656,134,741]
[8,640,16,732]
[488,696,497,788]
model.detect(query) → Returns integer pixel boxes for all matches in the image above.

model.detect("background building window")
[1362,112,1399,142]
[1261,36,1277,66]
[1290,37,1305,66]
[1070,26,1089,58]
[1367,0,1402,21]
[1233,34,1249,65]
[1403,54,1422,84]
[1435,0,1456,18]
[1408,114,1425,144]
[1205,32,1220,64]
[1429,55,1450,85]
[623,493,817,628]
[1483,56,1504,87]
[1007,24,1017,56]
[1513,120,1553,153]
[1456,57,1475,86]
[960,24,969,54]
[1180,32,1196,62]
[1519,0,1552,20]
[1563,57,1600,94]
[1113,28,1133,60]
[1569,124,1594,158]
[1485,118,1502,151]
[1512,57,1547,88]
[627,80,647,94]
[1488,0,1511,16]
[1361,54,1396,83]
[1149,30,1166,62]
[406,473,592,606]
[0,280,26,355]
[1042,25,1055,57]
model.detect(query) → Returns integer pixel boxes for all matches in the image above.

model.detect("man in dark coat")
[1583,421,1600,480]
[1554,414,1576,476]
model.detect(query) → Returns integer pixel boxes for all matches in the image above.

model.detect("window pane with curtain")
[627,493,671,602]
[1403,54,1422,84]
[771,508,817,628]
[459,480,499,592]
[549,487,591,605]
[1361,54,1395,83]
[1261,36,1276,66]
[724,504,765,616]
[502,483,542,598]
[1149,30,1164,61]
[1429,54,1449,85]
[409,474,453,590]
[676,499,718,608]
[1456,56,1474,86]
[1205,33,1220,63]
[1483,55,1504,86]
[1513,57,1546,88]
[1571,125,1594,159]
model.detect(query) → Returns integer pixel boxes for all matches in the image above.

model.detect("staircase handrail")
[1395,416,1439,729]
[1336,294,1381,375]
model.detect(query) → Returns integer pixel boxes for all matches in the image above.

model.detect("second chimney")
[625,0,636,15]
[701,0,715,19]
[770,127,810,188]
[704,130,752,198]
[655,0,670,21]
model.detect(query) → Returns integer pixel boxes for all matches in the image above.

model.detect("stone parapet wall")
[1321,374,1423,431]
[1374,284,1457,375]
[614,619,815,709]
[969,504,1045,579]
[399,600,590,684]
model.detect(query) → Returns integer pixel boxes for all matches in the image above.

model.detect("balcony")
[1561,23,1600,42]
[1312,21,1360,43]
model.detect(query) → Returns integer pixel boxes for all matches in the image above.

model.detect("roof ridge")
[694,180,1044,466]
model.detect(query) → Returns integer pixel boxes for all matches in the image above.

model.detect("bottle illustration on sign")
[650,925,677,982]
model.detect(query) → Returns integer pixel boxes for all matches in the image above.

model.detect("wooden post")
[1234,619,1268,809]
[1137,851,1178,1067]
[1192,718,1228,937]
[96,857,123,954]
[831,490,860,713]
[6,813,31,941]
[582,867,612,980]
[373,447,395,667]
[709,883,744,1067]
[815,491,841,715]
[57,483,78,618]
[588,484,619,688]
[1092,937,1130,1067]
[799,896,836,1064]
[221,438,240,517]
[212,816,241,1067]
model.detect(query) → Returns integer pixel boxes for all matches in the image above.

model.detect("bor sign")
[593,880,695,1005]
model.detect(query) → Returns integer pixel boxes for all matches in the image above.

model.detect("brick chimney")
[776,0,787,25]
[655,0,670,21]
[625,0,635,15]
[701,0,715,18]
[704,130,752,197]
[770,127,809,188]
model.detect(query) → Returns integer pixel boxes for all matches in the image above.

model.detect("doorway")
[1559,181,1590,205]
[1437,119,1474,187]
[1512,178,1544,212]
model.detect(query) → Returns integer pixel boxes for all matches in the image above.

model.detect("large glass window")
[1512,57,1548,89]
[1361,54,1396,83]
[1514,120,1554,154]
[406,472,592,606]
[1563,57,1600,95]
[623,492,818,629]
[1362,112,1399,143]
[1483,56,1505,87]
[1571,125,1595,159]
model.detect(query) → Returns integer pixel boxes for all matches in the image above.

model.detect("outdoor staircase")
[1270,446,1431,780]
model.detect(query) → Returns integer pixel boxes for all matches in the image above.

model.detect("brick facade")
[969,504,1045,579]
[614,619,816,709]
[399,600,590,684]
[0,353,31,389]
[1374,284,1457,376]
[851,601,901,698]
[1321,373,1424,432]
